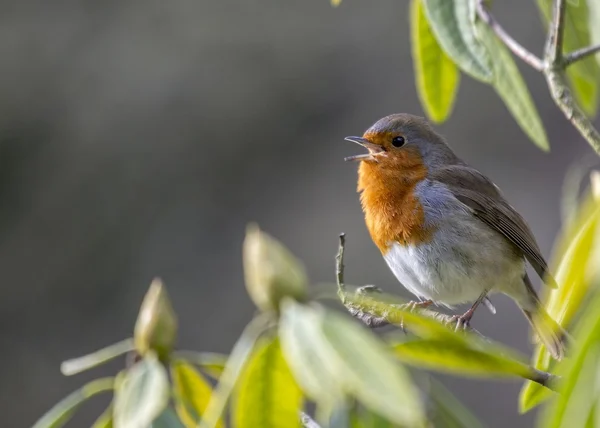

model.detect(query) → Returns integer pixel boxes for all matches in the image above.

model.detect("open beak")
[343,136,384,162]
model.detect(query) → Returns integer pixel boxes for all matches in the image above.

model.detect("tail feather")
[522,308,567,361]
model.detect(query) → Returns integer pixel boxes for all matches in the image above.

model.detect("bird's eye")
[391,136,405,147]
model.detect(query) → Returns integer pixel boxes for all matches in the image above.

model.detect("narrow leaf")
[114,353,170,428]
[61,339,134,376]
[171,359,222,428]
[32,378,114,428]
[475,22,550,151]
[392,338,533,379]
[233,336,303,428]
[422,0,492,82]
[410,0,460,123]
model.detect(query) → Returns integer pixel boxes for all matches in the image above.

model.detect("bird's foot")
[399,299,433,332]
[446,307,476,332]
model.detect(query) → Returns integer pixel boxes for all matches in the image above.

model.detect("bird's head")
[344,113,457,176]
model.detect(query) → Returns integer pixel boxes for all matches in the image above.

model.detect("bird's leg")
[399,299,433,332]
[447,291,488,331]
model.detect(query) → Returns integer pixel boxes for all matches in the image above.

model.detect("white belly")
[382,225,526,306]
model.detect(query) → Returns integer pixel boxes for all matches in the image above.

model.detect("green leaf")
[279,300,346,407]
[320,307,425,426]
[92,406,113,428]
[427,378,484,428]
[422,0,492,82]
[173,351,227,380]
[61,339,134,376]
[281,300,425,427]
[32,378,114,428]
[199,313,272,428]
[233,336,303,428]
[114,352,170,428]
[537,0,600,116]
[540,291,600,428]
[474,22,549,151]
[391,337,534,379]
[171,359,222,428]
[520,194,600,412]
[410,0,460,123]
[151,408,186,428]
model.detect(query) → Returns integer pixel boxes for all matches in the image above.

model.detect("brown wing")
[430,165,557,288]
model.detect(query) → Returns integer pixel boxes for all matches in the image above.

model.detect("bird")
[344,113,565,360]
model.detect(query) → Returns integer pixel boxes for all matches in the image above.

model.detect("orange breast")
[357,147,434,253]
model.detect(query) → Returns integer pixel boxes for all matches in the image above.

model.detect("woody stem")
[475,0,600,155]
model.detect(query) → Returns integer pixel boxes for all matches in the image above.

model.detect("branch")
[475,0,600,155]
[546,0,567,64]
[334,234,560,392]
[475,0,544,71]
[544,0,600,154]
[564,44,600,66]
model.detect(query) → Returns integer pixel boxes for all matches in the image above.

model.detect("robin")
[344,113,565,360]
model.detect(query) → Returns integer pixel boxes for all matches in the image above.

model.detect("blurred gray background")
[1,0,597,426]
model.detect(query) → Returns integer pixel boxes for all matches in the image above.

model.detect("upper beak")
[343,136,383,162]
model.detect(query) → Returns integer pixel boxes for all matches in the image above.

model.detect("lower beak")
[343,136,383,162]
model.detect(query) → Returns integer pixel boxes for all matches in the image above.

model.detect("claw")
[399,299,433,333]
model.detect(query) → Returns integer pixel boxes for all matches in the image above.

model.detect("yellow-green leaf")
[410,0,460,123]
[233,336,303,428]
[537,0,600,117]
[520,193,600,412]
[32,378,115,428]
[422,0,492,82]
[475,23,549,151]
[540,291,600,428]
[171,360,222,428]
[392,338,534,379]
[114,353,170,428]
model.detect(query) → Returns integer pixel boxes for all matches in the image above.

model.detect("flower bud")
[243,224,308,312]
[134,278,178,360]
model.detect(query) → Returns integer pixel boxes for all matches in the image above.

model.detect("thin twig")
[546,0,567,64]
[475,0,544,71]
[300,411,322,428]
[564,44,600,66]
[336,233,346,302]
